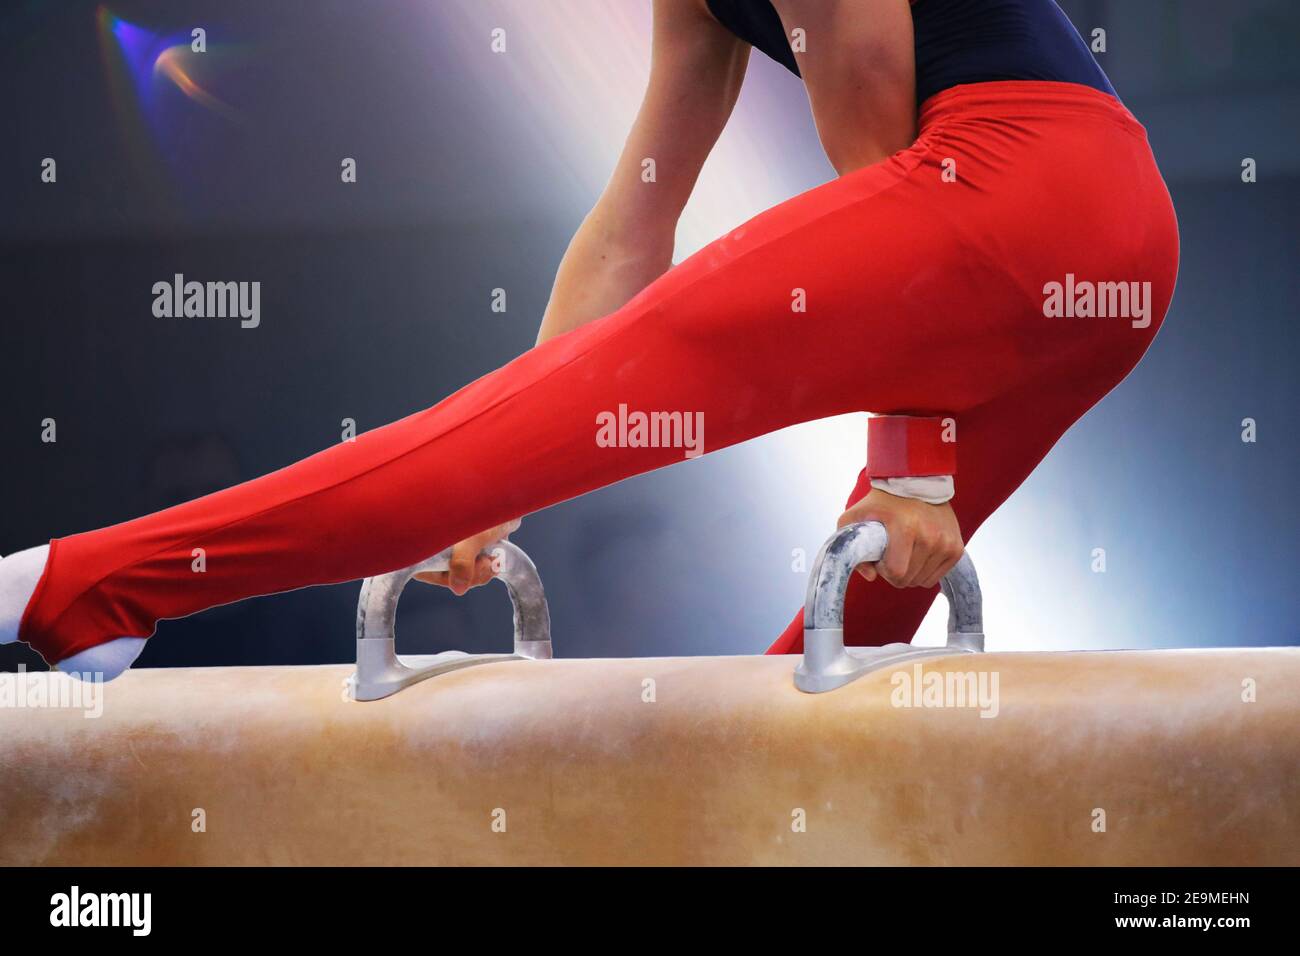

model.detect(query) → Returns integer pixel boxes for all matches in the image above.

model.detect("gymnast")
[0,0,1178,678]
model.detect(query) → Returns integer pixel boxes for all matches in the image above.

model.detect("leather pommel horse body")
[1,526,1296,866]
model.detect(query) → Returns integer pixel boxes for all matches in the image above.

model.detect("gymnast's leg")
[2,147,1007,674]
[4,87,1177,677]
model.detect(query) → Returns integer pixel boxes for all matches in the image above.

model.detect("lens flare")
[96,5,241,123]
[153,44,241,121]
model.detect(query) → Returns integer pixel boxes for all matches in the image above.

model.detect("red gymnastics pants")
[21,82,1179,665]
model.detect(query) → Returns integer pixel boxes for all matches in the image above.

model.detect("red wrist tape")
[866,416,957,478]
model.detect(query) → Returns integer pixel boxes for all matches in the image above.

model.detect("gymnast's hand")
[839,489,964,589]
[414,519,522,596]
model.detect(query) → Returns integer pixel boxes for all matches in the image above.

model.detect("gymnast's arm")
[422,1,749,595]
[535,0,750,345]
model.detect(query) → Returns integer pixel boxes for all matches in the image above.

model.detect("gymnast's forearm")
[537,0,745,345]
[535,204,675,345]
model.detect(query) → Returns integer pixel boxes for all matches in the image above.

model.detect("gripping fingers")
[852,521,960,589]
[913,545,949,589]
[447,542,476,594]
[416,553,496,593]
[447,543,500,594]
[414,522,519,593]
[913,530,963,588]
[876,523,916,587]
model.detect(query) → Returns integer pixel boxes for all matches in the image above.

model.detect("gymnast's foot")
[0,545,145,682]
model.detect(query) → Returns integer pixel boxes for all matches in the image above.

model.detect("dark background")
[2,0,1297,672]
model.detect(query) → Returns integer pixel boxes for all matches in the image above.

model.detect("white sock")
[1,544,145,681]
[58,637,147,682]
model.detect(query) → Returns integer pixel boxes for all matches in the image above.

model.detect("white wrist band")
[869,475,955,505]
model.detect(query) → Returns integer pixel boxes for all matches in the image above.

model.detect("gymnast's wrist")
[866,415,956,474]
[869,475,954,505]
[865,414,957,503]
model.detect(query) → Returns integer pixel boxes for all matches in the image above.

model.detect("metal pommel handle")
[349,540,551,701]
[794,521,985,693]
